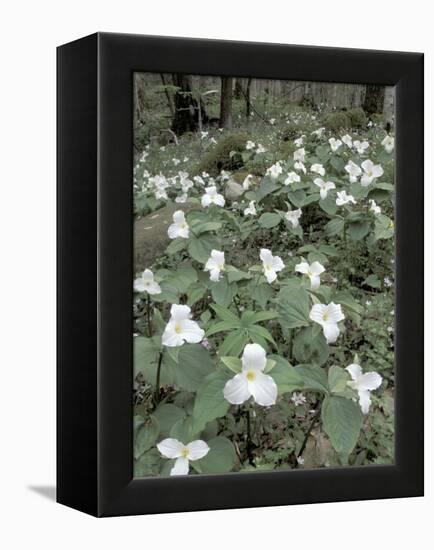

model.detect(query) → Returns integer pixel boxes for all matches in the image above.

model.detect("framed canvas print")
[57,33,424,517]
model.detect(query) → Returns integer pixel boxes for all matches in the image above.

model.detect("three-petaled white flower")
[295,261,325,289]
[266,162,283,179]
[341,134,353,148]
[133,269,161,295]
[291,392,307,406]
[284,172,301,186]
[329,138,342,152]
[336,190,356,206]
[244,200,257,216]
[294,136,305,147]
[162,304,204,347]
[381,135,394,153]
[353,140,369,154]
[242,174,253,190]
[293,147,306,162]
[204,250,225,282]
[360,159,384,186]
[311,163,325,176]
[201,186,225,207]
[246,140,256,150]
[260,248,285,284]
[157,438,210,476]
[310,302,345,344]
[346,363,382,414]
[285,208,302,227]
[314,178,336,199]
[344,160,362,183]
[168,210,190,239]
[256,144,267,153]
[223,343,278,406]
[294,161,307,173]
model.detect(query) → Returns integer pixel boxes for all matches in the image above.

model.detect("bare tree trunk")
[219,77,233,129]
[383,86,395,129]
[171,74,201,135]
[245,78,252,119]
[363,85,385,115]
[160,74,174,117]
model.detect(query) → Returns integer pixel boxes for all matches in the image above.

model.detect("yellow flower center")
[218,264,225,270]
[174,324,182,334]
[322,312,329,321]
[265,264,272,271]
[180,448,189,458]
[246,370,257,381]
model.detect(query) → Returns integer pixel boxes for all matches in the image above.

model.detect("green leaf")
[252,283,274,308]
[134,449,161,478]
[251,310,280,323]
[330,155,345,172]
[269,356,304,394]
[193,437,236,474]
[192,370,231,433]
[169,416,197,442]
[374,214,394,241]
[134,336,160,380]
[219,329,249,356]
[220,356,242,373]
[324,217,344,237]
[276,289,311,329]
[187,282,206,306]
[211,303,240,323]
[259,212,282,229]
[346,220,371,241]
[319,195,338,216]
[321,395,363,458]
[171,344,215,392]
[256,179,281,202]
[363,274,381,289]
[226,267,252,284]
[295,364,329,394]
[134,415,160,459]
[188,233,220,262]
[153,404,186,437]
[211,278,237,307]
[207,319,240,337]
[293,326,329,366]
[248,324,277,348]
[328,366,350,394]
[287,189,306,208]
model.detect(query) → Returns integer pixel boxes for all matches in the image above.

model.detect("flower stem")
[245,406,255,466]
[297,402,321,461]
[154,349,164,406]
[146,294,152,338]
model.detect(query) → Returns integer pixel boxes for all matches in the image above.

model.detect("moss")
[346,107,367,129]
[323,112,350,131]
[194,133,249,176]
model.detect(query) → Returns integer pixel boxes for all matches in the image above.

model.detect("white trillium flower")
[309,302,345,344]
[204,250,225,282]
[223,343,278,407]
[266,162,283,179]
[193,175,205,186]
[353,140,369,154]
[201,186,225,207]
[293,147,306,162]
[162,304,204,347]
[341,134,353,148]
[311,127,325,137]
[336,190,356,206]
[246,140,256,150]
[242,174,253,190]
[329,137,342,152]
[168,210,189,239]
[293,136,305,147]
[175,193,188,203]
[284,172,301,186]
[344,160,362,183]
[294,161,307,174]
[360,159,384,186]
[381,135,394,153]
[256,143,267,153]
[311,163,325,176]
[172,158,180,166]
[133,269,161,295]
[313,178,336,199]
[285,208,302,228]
[260,248,285,284]
[295,261,325,289]
[346,363,382,414]
[244,200,257,216]
[157,438,210,476]
[369,199,381,215]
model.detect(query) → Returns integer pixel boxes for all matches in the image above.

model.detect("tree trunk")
[383,86,395,129]
[171,74,199,135]
[245,78,252,119]
[160,74,174,117]
[363,85,385,115]
[219,77,233,129]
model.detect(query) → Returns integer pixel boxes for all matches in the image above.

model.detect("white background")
[1,0,431,547]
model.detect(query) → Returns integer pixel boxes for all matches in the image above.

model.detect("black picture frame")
[57,32,424,517]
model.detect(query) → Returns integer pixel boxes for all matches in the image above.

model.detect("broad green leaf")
[153,404,186,437]
[187,282,207,306]
[256,179,281,202]
[374,214,394,241]
[259,212,282,229]
[251,310,280,323]
[363,274,381,289]
[134,415,160,459]
[166,237,187,255]
[226,267,252,284]
[192,370,231,433]
[211,278,237,307]
[328,366,350,394]
[207,320,240,337]
[252,283,274,308]
[193,437,237,474]
[293,326,329,366]
[211,303,240,323]
[321,395,363,458]
[295,364,329,394]
[346,220,371,241]
[269,356,304,394]
[247,324,277,348]
[220,356,242,373]
[188,233,220,262]
[134,336,160,380]
[170,416,197,442]
[287,189,306,208]
[171,344,215,392]
[319,195,338,216]
[134,449,161,478]
[330,155,345,172]
[219,329,249,356]
[276,289,311,329]
[324,217,344,237]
